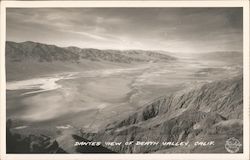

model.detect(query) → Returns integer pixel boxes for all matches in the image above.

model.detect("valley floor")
[6,57,243,153]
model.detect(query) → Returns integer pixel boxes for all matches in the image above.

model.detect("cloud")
[64,30,109,41]
[6,8,243,53]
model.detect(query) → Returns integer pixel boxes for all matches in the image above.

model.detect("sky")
[6,8,243,53]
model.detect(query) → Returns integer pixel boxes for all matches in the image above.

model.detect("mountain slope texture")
[81,75,243,153]
[6,41,176,63]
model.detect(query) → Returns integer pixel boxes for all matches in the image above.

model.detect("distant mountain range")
[192,51,243,65]
[6,41,176,63]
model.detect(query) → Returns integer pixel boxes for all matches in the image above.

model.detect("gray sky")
[6,8,243,53]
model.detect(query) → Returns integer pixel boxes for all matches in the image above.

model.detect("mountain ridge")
[6,41,176,64]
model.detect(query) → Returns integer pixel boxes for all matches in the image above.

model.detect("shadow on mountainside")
[6,119,116,153]
[6,119,66,153]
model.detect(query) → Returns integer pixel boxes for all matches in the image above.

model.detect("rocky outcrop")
[83,75,243,153]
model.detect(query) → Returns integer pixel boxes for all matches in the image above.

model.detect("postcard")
[0,1,249,160]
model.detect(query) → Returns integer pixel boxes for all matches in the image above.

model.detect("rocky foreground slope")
[81,75,243,153]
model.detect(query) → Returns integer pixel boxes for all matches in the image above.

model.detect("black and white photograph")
[0,1,249,160]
